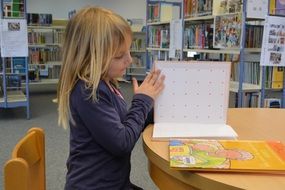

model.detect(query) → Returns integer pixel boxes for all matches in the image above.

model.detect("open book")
[169,139,285,173]
[153,61,237,140]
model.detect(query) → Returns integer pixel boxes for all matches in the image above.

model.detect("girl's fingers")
[154,75,165,89]
[132,77,138,92]
[149,70,161,85]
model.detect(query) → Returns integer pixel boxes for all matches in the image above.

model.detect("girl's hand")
[132,69,165,100]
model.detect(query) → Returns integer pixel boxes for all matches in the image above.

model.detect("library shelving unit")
[27,17,65,85]
[0,0,30,118]
[181,0,273,108]
[146,0,182,71]
[125,31,147,81]
[259,0,285,108]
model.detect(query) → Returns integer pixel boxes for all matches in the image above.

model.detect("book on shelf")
[275,0,285,16]
[147,2,160,22]
[27,13,52,25]
[12,57,26,74]
[153,61,237,140]
[212,0,242,15]
[264,98,281,108]
[184,23,213,49]
[270,0,277,14]
[183,0,213,18]
[160,3,180,22]
[169,139,285,173]
[271,66,284,89]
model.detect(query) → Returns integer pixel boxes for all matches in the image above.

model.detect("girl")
[57,6,165,190]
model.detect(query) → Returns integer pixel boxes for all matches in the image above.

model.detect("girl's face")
[107,36,132,80]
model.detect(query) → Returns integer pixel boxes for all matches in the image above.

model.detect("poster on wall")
[0,19,28,57]
[260,16,285,66]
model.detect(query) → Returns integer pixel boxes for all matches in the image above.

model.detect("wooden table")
[143,108,285,190]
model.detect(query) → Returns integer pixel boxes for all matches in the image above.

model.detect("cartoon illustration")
[170,140,254,169]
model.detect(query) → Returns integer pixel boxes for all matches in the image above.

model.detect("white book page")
[153,61,237,139]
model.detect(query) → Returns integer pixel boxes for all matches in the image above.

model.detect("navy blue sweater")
[65,80,153,190]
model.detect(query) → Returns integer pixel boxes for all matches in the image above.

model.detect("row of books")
[264,66,284,89]
[150,0,271,22]
[131,38,145,51]
[28,31,64,44]
[184,23,213,49]
[270,0,285,16]
[29,64,61,79]
[148,26,170,48]
[245,25,264,48]
[0,57,26,74]
[231,61,284,89]
[231,61,260,85]
[0,74,21,91]
[27,13,53,26]
[147,2,180,23]
[150,20,263,50]
[29,47,62,65]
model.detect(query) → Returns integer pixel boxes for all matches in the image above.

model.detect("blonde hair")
[57,6,132,129]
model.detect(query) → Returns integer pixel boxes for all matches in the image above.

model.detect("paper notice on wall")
[260,16,285,66]
[169,19,182,58]
[0,19,28,57]
[247,0,268,19]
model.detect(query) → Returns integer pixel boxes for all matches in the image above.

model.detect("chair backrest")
[4,127,46,190]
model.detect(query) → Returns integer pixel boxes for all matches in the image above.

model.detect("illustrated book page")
[169,139,285,173]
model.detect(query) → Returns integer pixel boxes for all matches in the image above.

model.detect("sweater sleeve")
[73,87,153,157]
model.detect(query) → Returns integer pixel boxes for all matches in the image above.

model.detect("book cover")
[12,57,26,74]
[160,3,180,22]
[214,13,242,49]
[264,98,281,108]
[270,0,276,14]
[271,66,284,89]
[275,0,285,16]
[169,139,285,173]
[213,0,242,15]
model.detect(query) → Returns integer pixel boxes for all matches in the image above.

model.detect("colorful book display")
[169,139,285,173]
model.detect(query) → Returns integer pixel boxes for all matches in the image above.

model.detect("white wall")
[26,0,146,20]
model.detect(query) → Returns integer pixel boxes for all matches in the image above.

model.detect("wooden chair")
[4,127,46,190]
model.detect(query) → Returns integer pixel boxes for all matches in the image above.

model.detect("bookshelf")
[181,0,276,108]
[145,0,285,107]
[125,31,147,81]
[0,0,30,118]
[27,17,65,85]
[146,0,182,70]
